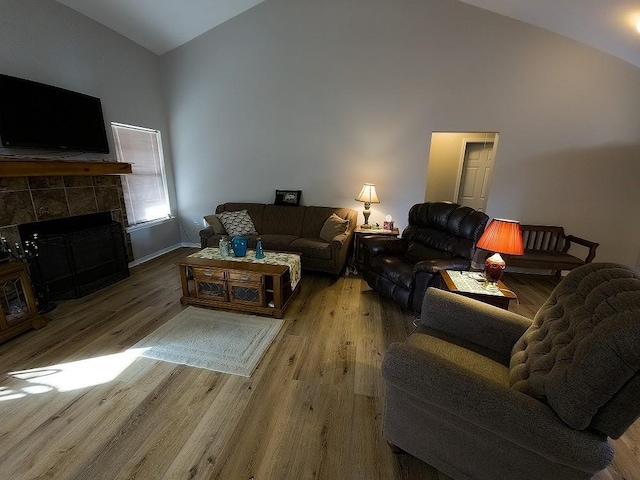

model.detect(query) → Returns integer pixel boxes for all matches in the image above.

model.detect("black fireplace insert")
[18,212,130,300]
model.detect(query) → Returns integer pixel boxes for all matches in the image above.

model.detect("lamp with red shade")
[476,218,524,285]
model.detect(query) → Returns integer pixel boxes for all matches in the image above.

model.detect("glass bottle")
[219,236,230,257]
[255,238,265,259]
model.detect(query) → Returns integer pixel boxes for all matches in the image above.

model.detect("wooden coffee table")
[177,250,301,318]
[440,270,517,310]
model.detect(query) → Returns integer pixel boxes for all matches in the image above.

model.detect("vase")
[231,236,247,257]
[255,238,265,259]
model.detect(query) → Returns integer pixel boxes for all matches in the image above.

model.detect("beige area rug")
[132,307,284,377]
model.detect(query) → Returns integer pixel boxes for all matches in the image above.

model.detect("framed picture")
[274,189,301,206]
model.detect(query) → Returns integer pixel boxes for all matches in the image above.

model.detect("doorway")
[425,132,498,213]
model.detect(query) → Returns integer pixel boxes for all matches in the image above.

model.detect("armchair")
[361,202,488,313]
[382,263,640,480]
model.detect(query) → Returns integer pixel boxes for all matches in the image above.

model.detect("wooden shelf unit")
[0,158,132,177]
[0,261,46,343]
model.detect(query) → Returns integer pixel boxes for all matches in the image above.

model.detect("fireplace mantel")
[0,158,132,177]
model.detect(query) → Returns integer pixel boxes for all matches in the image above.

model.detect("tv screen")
[0,74,109,154]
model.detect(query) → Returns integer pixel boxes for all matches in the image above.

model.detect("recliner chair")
[382,262,640,480]
[361,202,488,313]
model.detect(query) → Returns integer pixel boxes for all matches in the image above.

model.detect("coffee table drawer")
[228,270,263,284]
[192,267,226,281]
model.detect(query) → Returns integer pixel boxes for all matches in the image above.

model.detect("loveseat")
[199,202,357,276]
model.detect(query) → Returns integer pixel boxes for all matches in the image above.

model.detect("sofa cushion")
[510,263,640,434]
[217,210,258,236]
[511,250,584,267]
[301,207,350,238]
[216,203,265,233]
[204,214,226,235]
[289,238,332,260]
[319,213,348,242]
[262,205,305,236]
[259,234,299,252]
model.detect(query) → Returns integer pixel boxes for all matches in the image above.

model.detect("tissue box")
[383,221,394,230]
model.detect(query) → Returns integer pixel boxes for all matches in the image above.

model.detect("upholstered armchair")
[382,263,640,480]
[361,202,488,313]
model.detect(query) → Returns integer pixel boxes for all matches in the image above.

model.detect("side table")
[352,226,400,272]
[0,261,46,343]
[440,269,517,310]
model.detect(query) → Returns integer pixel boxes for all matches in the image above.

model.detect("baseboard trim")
[128,242,199,267]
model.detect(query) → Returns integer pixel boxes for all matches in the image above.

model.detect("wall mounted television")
[0,74,109,154]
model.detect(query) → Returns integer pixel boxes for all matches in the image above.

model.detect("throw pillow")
[274,189,302,206]
[319,213,348,242]
[203,214,227,235]
[217,210,258,236]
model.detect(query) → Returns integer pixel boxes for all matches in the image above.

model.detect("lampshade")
[477,219,524,256]
[355,183,380,204]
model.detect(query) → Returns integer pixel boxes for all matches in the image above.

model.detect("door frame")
[452,134,499,212]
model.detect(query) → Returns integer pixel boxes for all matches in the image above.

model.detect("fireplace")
[18,212,129,300]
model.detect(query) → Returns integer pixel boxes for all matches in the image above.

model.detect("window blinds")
[112,123,170,226]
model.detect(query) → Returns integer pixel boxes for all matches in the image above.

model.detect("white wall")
[0,0,182,260]
[161,0,640,267]
[3,0,637,266]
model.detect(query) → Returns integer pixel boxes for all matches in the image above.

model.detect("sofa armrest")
[360,236,408,257]
[564,235,599,263]
[199,226,216,241]
[382,342,612,472]
[413,258,471,274]
[417,288,531,358]
[330,233,347,247]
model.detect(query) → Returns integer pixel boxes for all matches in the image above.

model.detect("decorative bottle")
[219,236,230,257]
[255,238,265,259]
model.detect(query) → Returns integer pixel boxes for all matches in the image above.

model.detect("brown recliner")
[361,202,488,313]
[382,262,640,480]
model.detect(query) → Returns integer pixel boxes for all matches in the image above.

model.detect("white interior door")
[455,141,494,212]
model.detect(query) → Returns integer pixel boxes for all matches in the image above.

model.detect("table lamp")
[476,218,524,284]
[355,183,380,229]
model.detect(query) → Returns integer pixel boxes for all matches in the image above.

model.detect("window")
[111,123,170,227]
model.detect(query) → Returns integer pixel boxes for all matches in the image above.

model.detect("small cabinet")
[0,262,45,343]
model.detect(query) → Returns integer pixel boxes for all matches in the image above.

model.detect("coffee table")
[177,248,301,318]
[440,270,517,310]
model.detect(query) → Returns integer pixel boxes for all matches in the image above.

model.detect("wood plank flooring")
[0,248,637,479]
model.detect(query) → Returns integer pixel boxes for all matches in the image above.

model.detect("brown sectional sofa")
[199,202,357,276]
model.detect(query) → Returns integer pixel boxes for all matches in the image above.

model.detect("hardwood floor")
[0,248,637,479]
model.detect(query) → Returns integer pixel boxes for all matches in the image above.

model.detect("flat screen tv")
[0,74,109,154]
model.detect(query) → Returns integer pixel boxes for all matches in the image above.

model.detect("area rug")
[132,307,284,377]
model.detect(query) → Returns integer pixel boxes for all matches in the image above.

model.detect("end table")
[440,269,517,310]
[352,226,400,272]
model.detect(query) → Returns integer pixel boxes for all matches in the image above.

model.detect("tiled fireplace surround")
[0,175,133,262]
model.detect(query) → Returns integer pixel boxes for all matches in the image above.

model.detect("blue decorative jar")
[231,236,247,257]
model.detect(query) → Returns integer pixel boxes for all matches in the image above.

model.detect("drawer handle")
[240,275,250,281]
[204,270,213,277]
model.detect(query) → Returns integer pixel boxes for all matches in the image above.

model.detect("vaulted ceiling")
[53,0,640,68]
